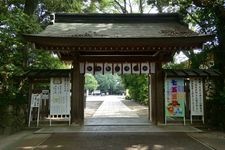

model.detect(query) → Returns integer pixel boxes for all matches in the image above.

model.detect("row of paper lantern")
[79,62,155,74]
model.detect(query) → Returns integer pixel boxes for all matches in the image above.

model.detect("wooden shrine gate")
[24,13,212,125]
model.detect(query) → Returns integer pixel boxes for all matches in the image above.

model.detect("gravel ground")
[84,101,103,118]
[122,100,148,118]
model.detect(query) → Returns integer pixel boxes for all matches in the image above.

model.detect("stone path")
[84,95,148,125]
[4,132,212,150]
[2,96,224,150]
[92,96,139,118]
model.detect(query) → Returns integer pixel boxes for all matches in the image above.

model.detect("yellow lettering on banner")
[177,92,185,100]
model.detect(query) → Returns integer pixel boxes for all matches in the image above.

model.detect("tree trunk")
[24,0,39,15]
[139,0,143,14]
[214,6,225,91]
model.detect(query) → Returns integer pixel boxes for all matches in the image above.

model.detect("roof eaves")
[203,69,221,77]
[25,69,71,79]
[53,13,181,23]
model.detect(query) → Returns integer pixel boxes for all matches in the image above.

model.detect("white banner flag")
[190,78,204,116]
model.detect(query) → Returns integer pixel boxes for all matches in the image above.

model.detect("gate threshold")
[84,117,152,126]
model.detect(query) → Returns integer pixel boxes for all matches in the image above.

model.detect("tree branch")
[185,10,208,34]
[123,0,127,13]
[128,0,133,13]
[139,0,143,13]
[192,0,215,7]
[114,0,128,14]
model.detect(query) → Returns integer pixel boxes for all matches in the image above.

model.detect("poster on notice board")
[165,78,185,117]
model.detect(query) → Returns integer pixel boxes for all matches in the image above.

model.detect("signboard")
[165,78,186,124]
[50,77,71,115]
[41,90,49,100]
[31,94,41,107]
[190,78,204,123]
[28,93,41,127]
[41,90,49,107]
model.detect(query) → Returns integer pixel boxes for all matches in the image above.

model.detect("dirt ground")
[122,99,148,118]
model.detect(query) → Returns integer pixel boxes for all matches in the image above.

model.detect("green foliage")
[0,81,28,132]
[42,0,113,13]
[163,62,187,69]
[95,74,124,94]
[85,74,99,91]
[0,4,65,133]
[122,75,148,105]
[0,7,41,86]
[28,50,66,69]
[178,2,225,130]
[206,89,225,131]
[149,0,225,129]
[43,0,83,13]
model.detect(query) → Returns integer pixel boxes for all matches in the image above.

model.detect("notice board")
[50,77,71,115]
[190,78,204,123]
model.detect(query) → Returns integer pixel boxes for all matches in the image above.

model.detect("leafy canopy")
[85,74,99,91]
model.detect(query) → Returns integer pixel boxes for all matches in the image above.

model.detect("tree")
[111,0,154,13]
[95,74,124,94]
[148,0,225,129]
[122,75,148,104]
[147,0,174,13]
[0,1,66,131]
[85,74,99,92]
[147,0,225,90]
[178,0,225,90]
[0,4,38,130]
[24,0,39,15]
[192,0,225,90]
[0,6,40,87]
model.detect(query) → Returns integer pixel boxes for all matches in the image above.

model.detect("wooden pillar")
[151,73,157,125]
[185,79,190,119]
[203,78,206,124]
[71,59,84,124]
[148,75,152,121]
[151,63,164,125]
[156,63,164,124]
[27,81,33,124]
[79,73,85,119]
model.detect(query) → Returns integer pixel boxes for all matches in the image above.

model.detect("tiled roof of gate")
[32,13,201,38]
[37,22,199,38]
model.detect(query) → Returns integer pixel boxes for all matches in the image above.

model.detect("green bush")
[0,90,28,134]
[206,89,225,131]
[122,75,148,105]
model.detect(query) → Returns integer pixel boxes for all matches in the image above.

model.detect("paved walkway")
[92,96,139,118]
[1,95,225,149]
[2,131,225,150]
[84,95,148,125]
